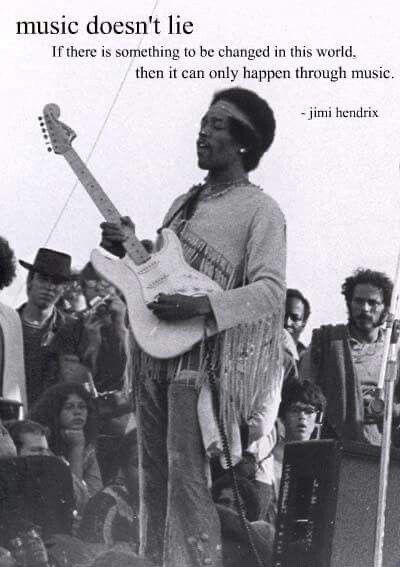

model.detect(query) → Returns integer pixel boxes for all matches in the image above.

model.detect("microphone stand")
[373,250,400,567]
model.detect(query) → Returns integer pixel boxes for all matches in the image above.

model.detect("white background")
[2,0,400,343]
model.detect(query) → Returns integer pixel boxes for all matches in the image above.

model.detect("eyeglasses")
[351,298,384,312]
[287,404,317,415]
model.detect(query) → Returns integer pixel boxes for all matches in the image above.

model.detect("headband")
[210,100,256,132]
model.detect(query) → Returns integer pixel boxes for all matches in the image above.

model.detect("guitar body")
[91,228,222,359]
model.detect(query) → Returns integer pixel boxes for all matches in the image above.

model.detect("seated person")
[270,379,326,520]
[79,429,139,548]
[212,474,275,567]
[7,420,50,456]
[235,379,326,525]
[5,521,49,567]
[212,474,261,523]
[0,546,16,567]
[30,383,103,515]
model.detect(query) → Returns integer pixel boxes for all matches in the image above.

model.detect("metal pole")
[373,323,400,567]
[377,251,400,391]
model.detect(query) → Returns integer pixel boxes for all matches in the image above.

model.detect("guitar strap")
[157,184,204,232]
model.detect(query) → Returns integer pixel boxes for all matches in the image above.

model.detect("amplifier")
[273,440,400,567]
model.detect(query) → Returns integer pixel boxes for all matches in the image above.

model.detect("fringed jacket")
[134,182,287,428]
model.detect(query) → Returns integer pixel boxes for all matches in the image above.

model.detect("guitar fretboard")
[64,148,151,265]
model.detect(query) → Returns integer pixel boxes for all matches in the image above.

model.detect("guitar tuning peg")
[47,147,52,152]
[38,116,43,121]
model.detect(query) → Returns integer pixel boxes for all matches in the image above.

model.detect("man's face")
[284,297,306,342]
[27,272,65,310]
[196,104,242,172]
[283,402,319,441]
[18,433,49,456]
[349,283,386,332]
[217,486,244,511]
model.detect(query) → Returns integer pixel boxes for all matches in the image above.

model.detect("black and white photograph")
[1,1,400,565]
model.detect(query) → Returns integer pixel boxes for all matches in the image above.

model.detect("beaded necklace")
[199,178,252,201]
[159,178,256,232]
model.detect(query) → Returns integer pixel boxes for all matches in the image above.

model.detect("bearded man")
[300,268,400,445]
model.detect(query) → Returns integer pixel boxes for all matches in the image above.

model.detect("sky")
[2,0,400,342]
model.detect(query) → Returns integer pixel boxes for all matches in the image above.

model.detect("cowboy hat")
[19,248,73,282]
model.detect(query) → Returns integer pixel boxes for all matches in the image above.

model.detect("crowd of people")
[0,86,397,567]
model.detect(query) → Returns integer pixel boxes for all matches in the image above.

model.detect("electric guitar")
[40,103,221,359]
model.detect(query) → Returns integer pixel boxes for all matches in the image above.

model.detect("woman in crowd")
[30,382,103,515]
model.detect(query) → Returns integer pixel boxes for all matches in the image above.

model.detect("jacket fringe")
[132,213,283,429]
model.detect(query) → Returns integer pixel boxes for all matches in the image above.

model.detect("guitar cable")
[205,345,265,567]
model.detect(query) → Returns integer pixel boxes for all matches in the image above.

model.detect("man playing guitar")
[100,87,286,567]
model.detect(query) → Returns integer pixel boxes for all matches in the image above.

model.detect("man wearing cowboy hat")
[18,248,84,407]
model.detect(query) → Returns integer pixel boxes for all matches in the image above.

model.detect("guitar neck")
[64,148,150,265]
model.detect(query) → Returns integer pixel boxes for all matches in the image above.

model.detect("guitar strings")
[13,0,161,304]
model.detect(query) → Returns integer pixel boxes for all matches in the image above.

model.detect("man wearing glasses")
[300,268,400,445]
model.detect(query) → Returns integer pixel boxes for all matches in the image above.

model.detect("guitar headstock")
[39,103,76,154]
